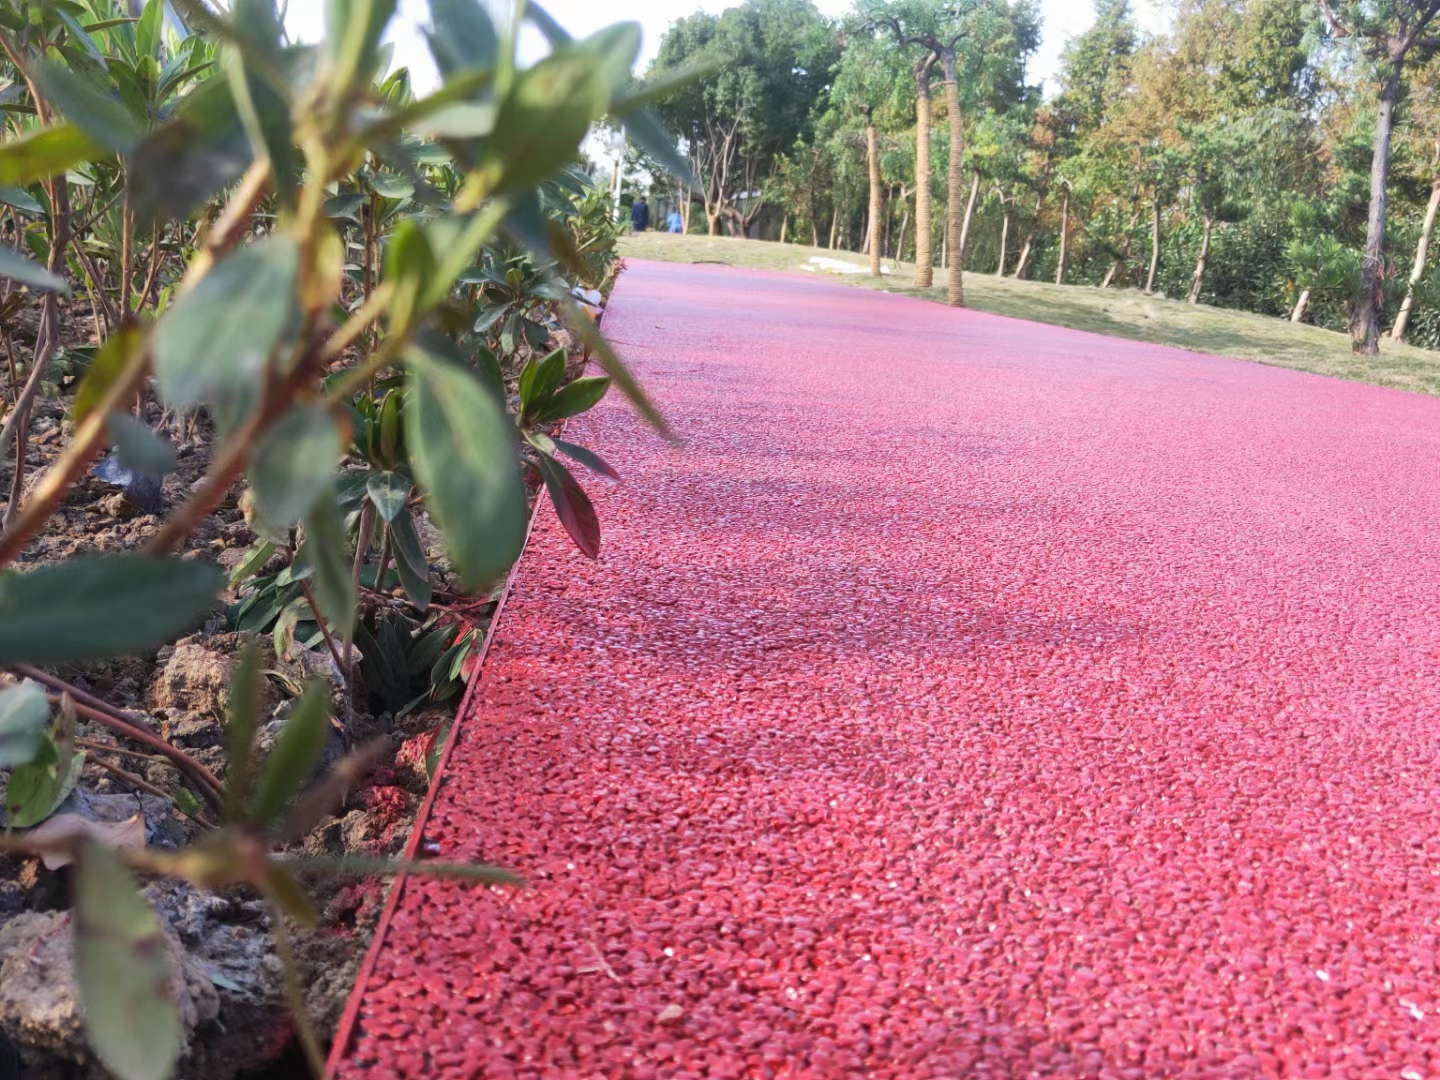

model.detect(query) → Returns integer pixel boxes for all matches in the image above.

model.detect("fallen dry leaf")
[25,812,146,870]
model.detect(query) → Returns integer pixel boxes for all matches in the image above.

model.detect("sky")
[286,0,1171,95]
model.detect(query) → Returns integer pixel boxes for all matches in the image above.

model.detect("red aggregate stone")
[331,261,1440,1078]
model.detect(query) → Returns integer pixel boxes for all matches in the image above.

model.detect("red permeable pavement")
[331,260,1440,1079]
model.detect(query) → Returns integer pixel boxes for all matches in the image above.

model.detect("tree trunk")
[882,187,892,261]
[913,59,936,288]
[707,210,720,236]
[1104,208,1140,290]
[1013,193,1043,279]
[780,215,788,245]
[866,114,882,277]
[996,204,1009,277]
[1188,214,1212,304]
[958,170,981,273]
[1055,187,1070,285]
[806,152,820,249]
[1145,196,1161,295]
[1014,234,1034,279]
[942,52,964,306]
[895,205,909,270]
[828,204,838,250]
[1291,288,1311,323]
[1390,175,1440,340]
[1354,66,1402,355]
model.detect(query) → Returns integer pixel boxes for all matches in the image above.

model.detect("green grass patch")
[621,232,1440,397]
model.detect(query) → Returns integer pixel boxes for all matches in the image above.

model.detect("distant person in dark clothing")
[630,196,649,232]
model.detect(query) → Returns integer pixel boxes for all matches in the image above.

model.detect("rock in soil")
[55,787,187,850]
[0,874,302,1080]
[0,908,219,1079]
[149,634,280,778]
[153,636,254,729]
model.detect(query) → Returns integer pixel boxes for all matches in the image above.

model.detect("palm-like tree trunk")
[1390,169,1440,340]
[865,108,882,278]
[913,56,936,288]
[941,51,964,306]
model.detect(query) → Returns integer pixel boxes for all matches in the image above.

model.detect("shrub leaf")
[405,340,527,588]
[0,555,222,665]
[74,839,183,1080]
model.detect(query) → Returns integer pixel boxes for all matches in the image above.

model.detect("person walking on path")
[666,208,683,234]
[630,196,649,233]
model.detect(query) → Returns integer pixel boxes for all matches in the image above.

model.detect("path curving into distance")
[331,261,1440,1078]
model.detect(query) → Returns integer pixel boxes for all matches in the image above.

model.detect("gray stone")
[0,908,219,1078]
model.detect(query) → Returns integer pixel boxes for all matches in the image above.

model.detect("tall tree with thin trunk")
[875,8,979,308]
[1055,181,1071,284]
[828,20,909,275]
[866,3,942,286]
[1012,188,1043,279]
[863,105,883,276]
[958,169,982,270]
[1145,196,1161,294]
[652,0,841,242]
[1181,120,1250,305]
[1188,215,1212,303]
[857,0,1037,302]
[1391,143,1440,339]
[1010,106,1060,281]
[1321,0,1440,354]
[994,184,1011,275]
[1388,51,1440,340]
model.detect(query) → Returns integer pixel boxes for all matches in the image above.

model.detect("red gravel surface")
[330,261,1440,1078]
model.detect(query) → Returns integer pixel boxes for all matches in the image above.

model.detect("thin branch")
[299,579,346,677]
[1318,0,1352,38]
[68,185,125,240]
[74,737,165,762]
[13,676,227,809]
[82,752,217,829]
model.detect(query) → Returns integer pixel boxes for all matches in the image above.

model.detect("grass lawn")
[620,232,1440,397]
